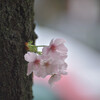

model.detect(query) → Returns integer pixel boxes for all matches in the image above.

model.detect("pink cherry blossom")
[33,55,58,78]
[24,52,41,75]
[48,74,61,86]
[41,55,59,76]
[33,66,46,78]
[42,38,68,59]
[24,38,68,86]
[36,54,67,78]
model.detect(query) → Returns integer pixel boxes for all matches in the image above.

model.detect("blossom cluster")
[24,38,68,86]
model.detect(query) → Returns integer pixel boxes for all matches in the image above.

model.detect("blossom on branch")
[24,38,68,86]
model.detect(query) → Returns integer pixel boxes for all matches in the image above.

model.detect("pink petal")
[27,62,34,76]
[54,38,66,46]
[60,70,67,75]
[34,67,47,78]
[59,62,68,75]
[24,52,36,62]
[33,64,40,71]
[59,54,68,60]
[42,47,49,55]
[49,52,59,59]
[45,65,58,75]
[50,39,54,45]
[57,44,68,53]
[48,74,61,86]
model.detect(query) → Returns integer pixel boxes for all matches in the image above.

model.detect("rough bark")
[0,0,37,100]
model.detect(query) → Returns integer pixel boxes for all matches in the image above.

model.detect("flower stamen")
[34,59,40,65]
[44,62,50,67]
[50,45,56,52]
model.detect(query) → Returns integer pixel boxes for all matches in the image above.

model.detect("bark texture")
[0,0,37,100]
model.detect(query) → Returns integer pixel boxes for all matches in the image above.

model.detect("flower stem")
[30,45,48,47]
[35,45,48,47]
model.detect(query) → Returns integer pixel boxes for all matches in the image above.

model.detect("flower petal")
[50,39,54,45]
[27,62,34,76]
[42,47,49,55]
[48,74,61,86]
[57,44,68,54]
[54,38,66,46]
[59,62,68,75]
[24,52,36,62]
[34,67,47,78]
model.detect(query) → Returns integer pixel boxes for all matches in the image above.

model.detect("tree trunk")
[0,0,37,100]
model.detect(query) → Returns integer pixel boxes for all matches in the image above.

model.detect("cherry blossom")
[41,55,59,76]
[42,38,68,59]
[24,52,41,75]
[24,38,68,86]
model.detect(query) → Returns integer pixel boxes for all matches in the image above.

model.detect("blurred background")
[33,0,100,100]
